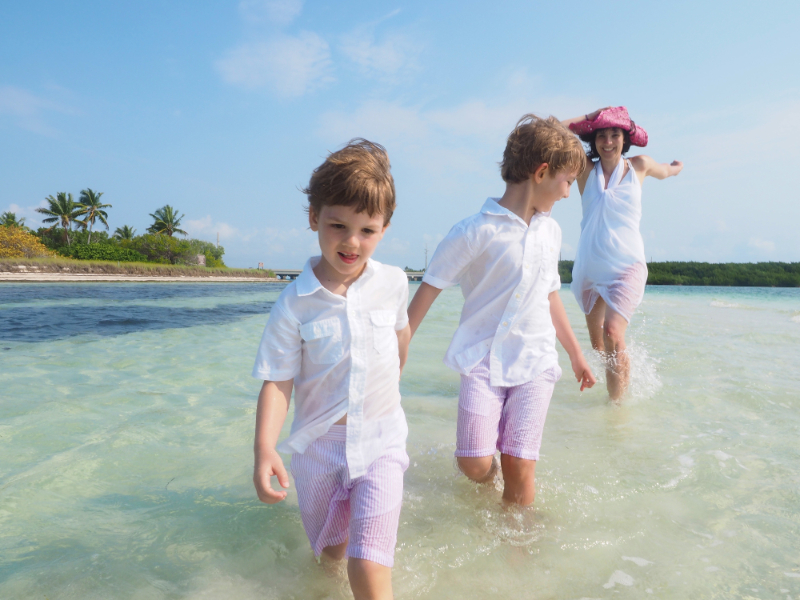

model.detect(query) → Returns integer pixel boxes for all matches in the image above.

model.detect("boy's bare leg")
[500,454,536,506]
[321,540,348,561]
[348,558,393,600]
[319,540,348,578]
[602,308,629,401]
[456,455,498,483]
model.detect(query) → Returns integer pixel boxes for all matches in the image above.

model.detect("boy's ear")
[532,163,549,183]
[308,208,319,231]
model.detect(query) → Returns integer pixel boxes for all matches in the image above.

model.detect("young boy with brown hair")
[252,139,410,599]
[407,115,596,506]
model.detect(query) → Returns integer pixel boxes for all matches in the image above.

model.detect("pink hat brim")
[569,106,648,147]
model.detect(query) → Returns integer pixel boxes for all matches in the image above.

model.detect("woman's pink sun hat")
[568,106,648,147]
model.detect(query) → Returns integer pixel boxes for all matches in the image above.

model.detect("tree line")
[558,261,800,287]
[1,189,225,267]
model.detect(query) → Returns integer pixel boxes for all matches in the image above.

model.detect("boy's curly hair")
[501,115,586,183]
[303,139,396,225]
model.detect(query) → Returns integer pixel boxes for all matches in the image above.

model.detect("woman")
[562,107,682,400]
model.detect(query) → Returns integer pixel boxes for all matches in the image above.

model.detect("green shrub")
[63,244,146,262]
[126,234,197,264]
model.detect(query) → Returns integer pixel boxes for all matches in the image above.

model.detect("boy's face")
[309,204,389,282]
[532,166,578,213]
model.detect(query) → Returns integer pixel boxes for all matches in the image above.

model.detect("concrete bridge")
[273,269,424,282]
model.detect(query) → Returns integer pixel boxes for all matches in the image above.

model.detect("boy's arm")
[407,282,442,338]
[396,323,411,375]
[548,290,596,391]
[253,379,293,503]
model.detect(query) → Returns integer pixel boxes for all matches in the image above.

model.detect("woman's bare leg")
[585,296,607,352]
[586,298,630,400]
[602,308,629,401]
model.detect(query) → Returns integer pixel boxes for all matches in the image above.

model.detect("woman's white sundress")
[571,158,648,322]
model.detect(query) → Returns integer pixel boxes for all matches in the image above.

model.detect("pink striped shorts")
[456,354,561,461]
[290,425,409,567]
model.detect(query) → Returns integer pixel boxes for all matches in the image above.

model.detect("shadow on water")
[0,283,285,342]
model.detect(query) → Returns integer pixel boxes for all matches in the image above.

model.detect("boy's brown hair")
[500,115,585,183]
[303,138,396,225]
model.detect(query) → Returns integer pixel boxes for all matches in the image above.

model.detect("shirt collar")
[480,198,551,225]
[296,257,323,296]
[295,256,377,296]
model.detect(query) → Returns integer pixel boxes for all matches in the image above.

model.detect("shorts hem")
[497,446,539,461]
[454,447,497,458]
[347,545,395,568]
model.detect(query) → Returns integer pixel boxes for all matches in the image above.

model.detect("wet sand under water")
[1,283,799,599]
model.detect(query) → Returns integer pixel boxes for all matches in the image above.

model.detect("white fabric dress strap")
[595,158,625,193]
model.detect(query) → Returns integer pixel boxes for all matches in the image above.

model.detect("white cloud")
[215,32,333,96]
[0,85,74,136]
[374,236,409,257]
[340,28,422,82]
[185,215,239,242]
[747,237,775,253]
[3,201,48,229]
[238,0,303,26]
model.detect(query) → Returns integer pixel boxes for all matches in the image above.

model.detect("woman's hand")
[585,106,612,121]
[669,160,683,176]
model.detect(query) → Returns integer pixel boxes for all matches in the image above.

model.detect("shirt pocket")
[299,318,343,365]
[370,310,397,355]
[539,243,559,282]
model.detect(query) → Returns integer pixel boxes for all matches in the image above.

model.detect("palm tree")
[113,225,137,240]
[147,205,187,237]
[1,212,25,227]
[78,188,112,244]
[35,192,84,246]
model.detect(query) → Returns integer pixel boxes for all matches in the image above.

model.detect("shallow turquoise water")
[1,283,799,599]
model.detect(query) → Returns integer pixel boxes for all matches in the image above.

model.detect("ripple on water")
[3,285,800,599]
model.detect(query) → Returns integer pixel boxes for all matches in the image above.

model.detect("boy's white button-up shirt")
[253,257,409,479]
[422,198,561,387]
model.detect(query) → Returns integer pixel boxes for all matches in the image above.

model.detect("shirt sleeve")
[550,223,562,293]
[252,300,302,381]
[395,271,410,330]
[422,221,476,289]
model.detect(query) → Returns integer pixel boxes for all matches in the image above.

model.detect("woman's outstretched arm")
[631,155,683,180]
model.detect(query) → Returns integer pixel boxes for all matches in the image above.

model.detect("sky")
[1,0,799,269]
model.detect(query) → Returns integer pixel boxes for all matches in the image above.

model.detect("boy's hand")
[571,355,597,391]
[253,449,290,504]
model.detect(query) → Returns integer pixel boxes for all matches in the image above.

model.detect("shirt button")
[515,294,520,299]
[502,321,508,327]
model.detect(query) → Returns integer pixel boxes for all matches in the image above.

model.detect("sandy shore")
[0,272,280,283]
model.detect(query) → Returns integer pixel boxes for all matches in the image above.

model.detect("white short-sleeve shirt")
[253,257,409,479]
[422,198,561,387]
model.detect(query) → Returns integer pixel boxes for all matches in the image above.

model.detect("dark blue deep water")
[0,282,286,343]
